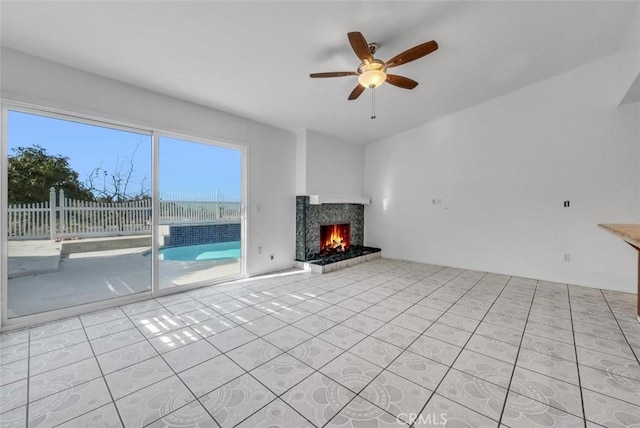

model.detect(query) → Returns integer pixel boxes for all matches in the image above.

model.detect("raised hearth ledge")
[294,252,381,273]
[309,195,371,205]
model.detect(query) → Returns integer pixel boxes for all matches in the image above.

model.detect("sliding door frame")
[1,107,8,328]
[152,131,247,297]
[0,102,247,331]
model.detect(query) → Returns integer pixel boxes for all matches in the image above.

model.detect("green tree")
[8,145,94,204]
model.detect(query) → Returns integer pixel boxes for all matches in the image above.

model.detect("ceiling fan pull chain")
[371,88,377,120]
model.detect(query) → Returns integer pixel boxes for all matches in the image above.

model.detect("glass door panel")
[5,110,152,317]
[157,136,243,289]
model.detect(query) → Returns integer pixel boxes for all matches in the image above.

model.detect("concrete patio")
[7,239,241,317]
[7,240,61,278]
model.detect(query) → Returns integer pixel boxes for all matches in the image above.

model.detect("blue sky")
[7,110,242,200]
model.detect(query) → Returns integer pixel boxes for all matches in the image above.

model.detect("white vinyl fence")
[8,188,241,240]
[7,201,51,240]
[160,193,242,225]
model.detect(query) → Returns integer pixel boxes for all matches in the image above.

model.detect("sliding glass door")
[157,135,244,290]
[2,107,245,324]
[5,109,152,317]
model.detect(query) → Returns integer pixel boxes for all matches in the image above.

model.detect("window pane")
[158,136,242,289]
[6,110,152,317]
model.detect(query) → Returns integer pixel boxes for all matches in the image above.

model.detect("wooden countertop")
[599,224,640,248]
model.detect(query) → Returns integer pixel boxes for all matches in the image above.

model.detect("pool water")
[153,241,241,261]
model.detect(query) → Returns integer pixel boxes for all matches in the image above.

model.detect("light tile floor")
[1,258,639,427]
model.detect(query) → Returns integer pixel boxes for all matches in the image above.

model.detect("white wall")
[1,48,297,276]
[616,5,640,104]
[302,129,364,198]
[364,52,640,292]
[295,130,308,196]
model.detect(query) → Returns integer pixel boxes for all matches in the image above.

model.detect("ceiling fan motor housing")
[357,59,387,88]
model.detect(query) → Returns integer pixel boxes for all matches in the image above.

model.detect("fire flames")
[321,224,350,253]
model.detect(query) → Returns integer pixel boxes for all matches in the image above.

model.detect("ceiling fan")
[310,31,438,101]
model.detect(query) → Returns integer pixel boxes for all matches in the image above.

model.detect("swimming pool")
[150,241,241,261]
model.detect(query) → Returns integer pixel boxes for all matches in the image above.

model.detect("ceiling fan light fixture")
[357,59,387,88]
[309,31,438,102]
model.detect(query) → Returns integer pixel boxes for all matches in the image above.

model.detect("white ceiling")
[1,1,638,144]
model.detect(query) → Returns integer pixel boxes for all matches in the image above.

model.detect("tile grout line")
[84,303,194,425]
[28,318,128,427]
[230,264,448,357]
[496,283,538,427]
[317,269,498,427]
[9,260,639,427]
[567,285,588,428]
[214,270,639,425]
[287,269,539,426]
[405,274,517,427]
[4,270,492,421]
[124,293,318,427]
[318,266,470,427]
[121,298,241,427]
[600,289,640,367]
[404,277,517,424]
[222,263,456,427]
[213,261,442,427]
[244,265,457,427]
[208,276,362,428]
[78,315,127,428]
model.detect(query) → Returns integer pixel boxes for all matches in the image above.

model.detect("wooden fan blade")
[386,40,438,68]
[310,72,357,78]
[348,32,372,63]
[386,74,419,89]
[348,85,365,100]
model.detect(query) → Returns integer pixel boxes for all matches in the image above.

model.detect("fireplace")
[295,195,380,268]
[296,196,366,261]
[320,223,350,256]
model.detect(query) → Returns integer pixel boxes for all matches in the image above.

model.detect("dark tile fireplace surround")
[295,196,380,265]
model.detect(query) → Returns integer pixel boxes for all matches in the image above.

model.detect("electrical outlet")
[432,198,442,205]
[563,254,571,262]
